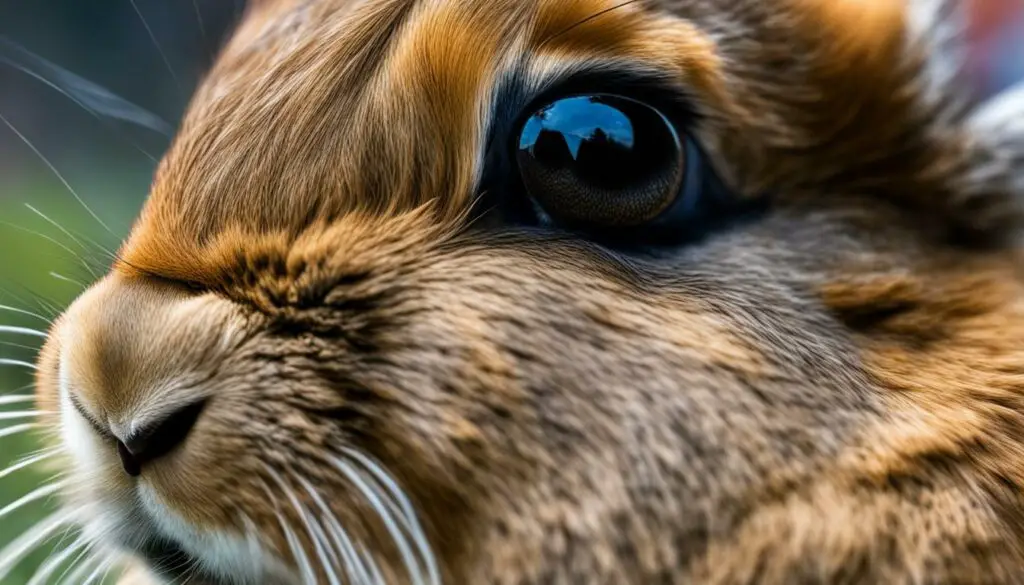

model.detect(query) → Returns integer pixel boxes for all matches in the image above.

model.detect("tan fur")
[24,0,1024,583]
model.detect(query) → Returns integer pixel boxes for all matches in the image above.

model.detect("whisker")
[26,531,87,585]
[540,0,643,45]
[24,204,91,251]
[0,423,38,441]
[0,395,34,406]
[279,512,319,585]
[0,341,40,353]
[360,543,387,585]
[56,549,102,585]
[0,410,48,422]
[0,326,47,339]
[36,298,63,319]
[0,304,52,325]
[0,359,38,371]
[24,204,112,273]
[154,547,198,582]
[265,467,343,585]
[0,481,66,520]
[0,221,95,271]
[298,475,372,585]
[0,447,61,480]
[344,451,439,584]
[0,508,75,580]
[332,456,427,585]
[50,272,87,289]
[64,225,119,261]
[129,0,183,94]
[192,0,210,52]
[264,483,318,585]
[79,552,116,585]
[55,543,100,585]
[306,512,345,580]
[0,112,113,234]
[0,285,60,321]
[0,35,172,137]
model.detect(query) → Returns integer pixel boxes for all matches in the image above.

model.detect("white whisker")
[0,341,42,352]
[306,512,344,579]
[0,508,75,580]
[0,304,51,325]
[129,0,183,94]
[0,34,172,138]
[264,483,318,585]
[0,358,38,371]
[0,409,48,421]
[265,467,343,585]
[192,0,209,49]
[298,475,372,585]
[360,544,387,585]
[59,548,110,585]
[57,549,99,585]
[0,394,34,406]
[50,272,87,289]
[0,422,37,440]
[0,112,112,234]
[0,480,67,520]
[0,325,47,339]
[344,450,440,584]
[23,204,105,277]
[0,447,61,480]
[278,512,318,585]
[24,204,88,250]
[333,456,427,585]
[24,203,117,266]
[26,532,87,585]
[52,537,95,585]
[0,221,90,270]
[79,553,116,585]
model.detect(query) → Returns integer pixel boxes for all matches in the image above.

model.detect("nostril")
[117,440,142,477]
[117,399,206,477]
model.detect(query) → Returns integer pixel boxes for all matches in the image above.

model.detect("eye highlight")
[515,94,697,231]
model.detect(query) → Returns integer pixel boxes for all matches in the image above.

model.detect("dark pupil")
[516,95,684,228]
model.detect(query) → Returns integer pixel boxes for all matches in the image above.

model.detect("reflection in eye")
[516,95,688,229]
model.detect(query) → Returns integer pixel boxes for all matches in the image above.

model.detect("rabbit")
[9,0,1024,583]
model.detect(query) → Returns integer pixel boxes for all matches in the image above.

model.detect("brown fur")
[26,0,1024,583]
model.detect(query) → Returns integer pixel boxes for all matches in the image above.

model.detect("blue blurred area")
[968,0,1024,96]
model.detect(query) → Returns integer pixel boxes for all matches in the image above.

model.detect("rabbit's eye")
[515,94,701,231]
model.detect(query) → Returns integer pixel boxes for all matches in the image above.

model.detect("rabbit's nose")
[116,400,207,477]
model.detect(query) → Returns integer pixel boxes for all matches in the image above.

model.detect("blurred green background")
[0,0,1021,583]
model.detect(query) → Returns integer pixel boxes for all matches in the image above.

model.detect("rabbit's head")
[23,0,1024,583]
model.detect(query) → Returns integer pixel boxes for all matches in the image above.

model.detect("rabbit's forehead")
[131,0,721,241]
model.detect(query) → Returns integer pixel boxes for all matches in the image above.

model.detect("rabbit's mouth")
[132,539,288,585]
[134,539,205,583]
[115,482,298,585]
